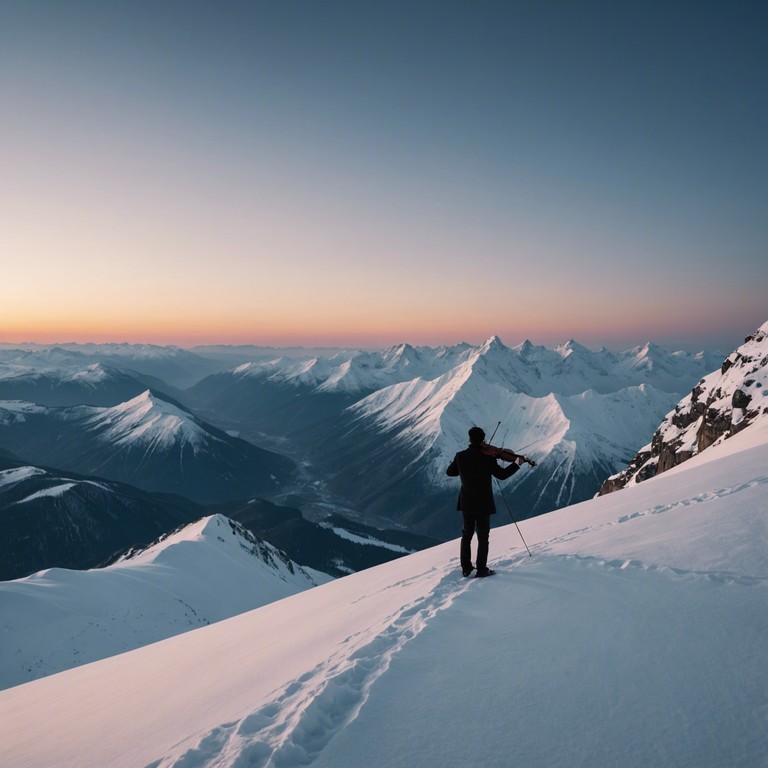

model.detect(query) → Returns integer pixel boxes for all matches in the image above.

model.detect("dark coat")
[446,443,519,515]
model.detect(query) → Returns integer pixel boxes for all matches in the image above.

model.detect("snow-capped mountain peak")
[556,338,591,356]
[84,390,210,450]
[0,513,328,689]
[116,514,317,583]
[69,362,110,382]
[478,334,507,354]
[384,341,415,357]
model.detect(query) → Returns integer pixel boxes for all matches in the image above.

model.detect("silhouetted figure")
[446,426,523,577]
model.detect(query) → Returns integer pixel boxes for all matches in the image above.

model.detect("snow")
[0,360,138,386]
[0,515,329,690]
[0,466,46,487]
[0,467,112,502]
[223,337,720,398]
[0,343,222,388]
[352,357,677,502]
[218,336,716,513]
[319,523,413,553]
[1,420,766,768]
[83,390,212,452]
[15,482,76,503]
[610,323,768,488]
[0,400,45,424]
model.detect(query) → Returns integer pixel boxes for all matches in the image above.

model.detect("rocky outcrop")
[599,322,768,495]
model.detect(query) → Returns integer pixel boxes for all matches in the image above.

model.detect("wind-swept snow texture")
[1,417,766,767]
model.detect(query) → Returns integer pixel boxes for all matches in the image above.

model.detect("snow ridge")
[0,515,328,689]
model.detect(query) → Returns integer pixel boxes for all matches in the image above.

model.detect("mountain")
[0,361,181,406]
[296,339,701,537]
[185,359,360,435]
[0,343,224,388]
[0,514,329,689]
[215,498,439,577]
[0,391,295,503]
[189,336,720,403]
[190,344,360,365]
[599,322,768,494]
[1,408,765,767]
[0,456,205,580]
[184,337,719,537]
[183,343,492,435]
[0,451,436,582]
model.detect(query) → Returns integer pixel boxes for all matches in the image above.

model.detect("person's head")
[468,426,485,445]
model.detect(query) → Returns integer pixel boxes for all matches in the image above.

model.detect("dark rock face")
[599,323,768,495]
[0,457,204,580]
[732,389,752,410]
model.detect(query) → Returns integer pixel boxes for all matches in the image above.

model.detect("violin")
[481,442,537,467]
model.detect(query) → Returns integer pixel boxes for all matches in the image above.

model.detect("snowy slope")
[1,417,766,767]
[352,361,676,486]
[0,515,329,690]
[84,390,213,452]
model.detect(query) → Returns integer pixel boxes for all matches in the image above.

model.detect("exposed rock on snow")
[599,322,768,494]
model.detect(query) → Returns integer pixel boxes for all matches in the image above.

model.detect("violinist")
[446,426,528,577]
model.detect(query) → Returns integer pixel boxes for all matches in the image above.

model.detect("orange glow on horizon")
[2,288,759,351]
[0,311,746,351]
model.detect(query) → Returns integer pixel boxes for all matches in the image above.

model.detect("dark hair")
[468,426,485,444]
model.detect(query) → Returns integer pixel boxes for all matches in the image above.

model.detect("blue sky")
[2,1,765,351]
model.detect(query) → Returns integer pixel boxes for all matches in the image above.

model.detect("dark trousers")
[460,512,491,571]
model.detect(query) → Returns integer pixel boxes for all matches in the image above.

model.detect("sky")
[1,0,766,352]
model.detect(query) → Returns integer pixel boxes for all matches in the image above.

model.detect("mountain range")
[0,449,434,582]
[0,361,179,407]
[0,343,224,389]
[2,388,765,767]
[0,337,725,546]
[185,336,722,537]
[0,390,295,503]
[2,328,766,766]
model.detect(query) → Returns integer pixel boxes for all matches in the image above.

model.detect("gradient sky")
[2,0,766,351]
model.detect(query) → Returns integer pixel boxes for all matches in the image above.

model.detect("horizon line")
[0,334,730,355]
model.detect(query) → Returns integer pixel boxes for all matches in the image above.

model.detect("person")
[446,426,525,577]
